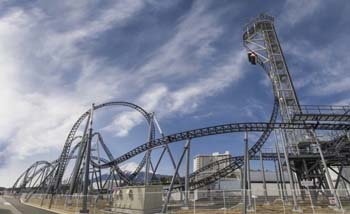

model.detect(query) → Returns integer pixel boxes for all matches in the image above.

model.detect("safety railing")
[297,105,350,116]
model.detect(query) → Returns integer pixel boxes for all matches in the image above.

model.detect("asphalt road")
[0,196,56,214]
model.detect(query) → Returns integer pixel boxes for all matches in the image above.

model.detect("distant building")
[192,151,291,200]
[193,151,232,174]
[193,151,241,200]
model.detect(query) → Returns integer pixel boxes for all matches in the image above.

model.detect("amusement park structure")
[11,13,350,214]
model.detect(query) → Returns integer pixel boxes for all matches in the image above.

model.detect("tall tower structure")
[243,13,305,151]
[243,14,344,211]
[243,13,305,210]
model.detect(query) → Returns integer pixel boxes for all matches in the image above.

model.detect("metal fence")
[10,188,350,214]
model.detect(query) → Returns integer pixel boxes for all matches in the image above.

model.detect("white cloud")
[105,51,246,136]
[333,98,350,106]
[103,85,168,137]
[136,0,224,83]
[0,0,246,187]
[103,1,244,137]
[283,37,350,96]
[280,0,321,26]
[0,1,145,186]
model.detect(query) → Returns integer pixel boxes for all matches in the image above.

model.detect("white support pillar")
[274,130,288,202]
[242,131,248,214]
[279,128,300,212]
[260,151,269,205]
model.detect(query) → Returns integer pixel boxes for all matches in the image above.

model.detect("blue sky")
[0,0,350,187]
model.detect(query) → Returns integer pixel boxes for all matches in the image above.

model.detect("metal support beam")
[240,168,243,200]
[274,130,288,202]
[312,130,342,210]
[69,114,91,195]
[329,166,350,186]
[279,128,300,211]
[260,151,269,204]
[162,139,191,213]
[242,131,248,214]
[80,104,94,214]
[184,139,191,208]
[96,136,103,190]
[151,146,167,180]
[144,113,154,185]
[296,174,305,201]
[342,179,350,198]
[274,159,282,200]
[247,149,253,211]
[334,166,343,189]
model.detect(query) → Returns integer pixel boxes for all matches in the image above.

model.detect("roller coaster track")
[91,133,132,183]
[13,102,350,194]
[101,121,350,169]
[48,102,155,193]
[91,133,147,182]
[12,161,53,192]
[188,136,350,191]
[189,97,279,184]
[190,134,350,182]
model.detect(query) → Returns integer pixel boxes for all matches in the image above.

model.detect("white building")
[193,151,241,200]
[192,151,293,200]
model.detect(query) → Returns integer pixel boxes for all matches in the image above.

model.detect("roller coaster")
[11,13,350,213]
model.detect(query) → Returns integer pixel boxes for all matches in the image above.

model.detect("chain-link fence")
[8,188,350,214]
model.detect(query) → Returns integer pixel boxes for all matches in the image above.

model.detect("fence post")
[223,190,226,213]
[193,197,196,214]
[306,187,315,213]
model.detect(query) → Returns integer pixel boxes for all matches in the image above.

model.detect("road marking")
[4,202,11,205]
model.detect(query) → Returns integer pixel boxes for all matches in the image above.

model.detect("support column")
[296,173,305,201]
[279,128,300,212]
[334,166,343,190]
[274,159,282,199]
[342,179,350,198]
[184,139,191,208]
[242,131,248,214]
[260,151,269,205]
[274,130,288,202]
[312,130,342,210]
[247,150,253,211]
[144,114,154,185]
[240,168,244,202]
[69,114,91,195]
[80,104,94,214]
[151,147,167,180]
[162,139,191,213]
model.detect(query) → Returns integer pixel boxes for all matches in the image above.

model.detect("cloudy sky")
[0,0,349,187]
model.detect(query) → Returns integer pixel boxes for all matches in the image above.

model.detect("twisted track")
[49,102,155,193]
[100,121,349,169]
[189,98,278,185]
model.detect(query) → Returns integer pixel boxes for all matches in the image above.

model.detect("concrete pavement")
[0,196,56,214]
[0,196,21,214]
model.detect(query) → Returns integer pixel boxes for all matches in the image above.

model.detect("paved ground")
[0,196,56,214]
